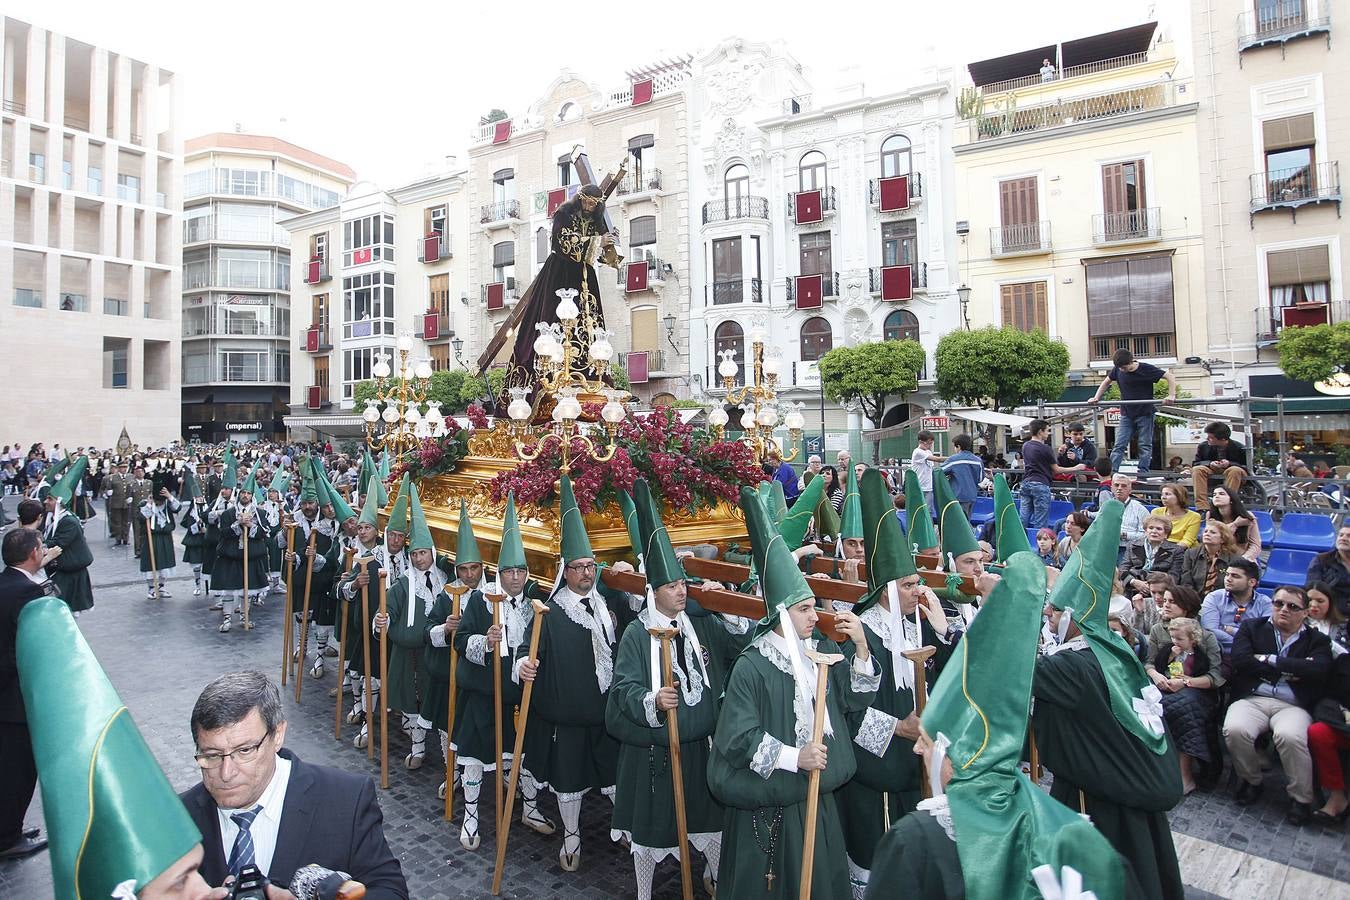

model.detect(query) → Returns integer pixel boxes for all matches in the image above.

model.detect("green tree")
[1277,321,1350,384]
[935,327,1070,412]
[478,109,508,126]
[609,362,632,396]
[352,380,377,408]
[460,368,507,406]
[818,339,926,424]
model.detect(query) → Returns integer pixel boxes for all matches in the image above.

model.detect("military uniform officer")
[103,461,133,546]
[128,466,153,559]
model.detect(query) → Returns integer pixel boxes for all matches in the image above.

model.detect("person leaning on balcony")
[1192,423,1248,511]
[1039,58,1057,81]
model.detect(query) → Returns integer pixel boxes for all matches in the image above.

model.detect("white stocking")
[558,796,582,856]
[703,836,722,886]
[462,763,483,838]
[632,853,657,900]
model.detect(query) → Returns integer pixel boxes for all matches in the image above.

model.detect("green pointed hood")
[740,486,815,636]
[240,457,263,497]
[922,555,1127,900]
[408,482,435,552]
[635,477,684,590]
[18,598,202,900]
[49,455,88,505]
[937,470,980,561]
[221,445,238,490]
[45,455,70,484]
[498,492,527,570]
[768,481,789,530]
[1048,498,1168,754]
[358,486,383,529]
[322,472,356,522]
[617,491,642,563]
[267,469,291,496]
[180,468,202,502]
[838,463,862,541]
[778,471,828,551]
[455,499,482,564]
[994,473,1033,562]
[360,449,377,491]
[378,450,391,480]
[298,455,320,503]
[385,474,411,535]
[813,477,842,541]
[361,465,389,510]
[903,468,938,552]
[558,476,593,563]
[857,468,917,615]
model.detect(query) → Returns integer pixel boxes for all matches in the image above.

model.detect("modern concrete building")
[1191,0,1346,440]
[281,163,471,440]
[180,133,353,443]
[0,15,180,449]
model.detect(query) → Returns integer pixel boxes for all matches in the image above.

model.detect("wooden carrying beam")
[679,554,979,600]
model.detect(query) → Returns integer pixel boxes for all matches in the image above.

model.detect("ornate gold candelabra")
[362,333,446,456]
[507,257,630,474]
[708,326,805,465]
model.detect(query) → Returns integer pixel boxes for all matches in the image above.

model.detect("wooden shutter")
[313,356,329,389]
[1085,260,1131,337]
[430,273,449,318]
[1126,255,1175,335]
[1262,113,1316,152]
[493,241,515,266]
[630,215,657,247]
[1266,246,1331,286]
[999,177,1038,226]
[1000,281,1048,332]
[631,307,658,352]
[713,237,742,280]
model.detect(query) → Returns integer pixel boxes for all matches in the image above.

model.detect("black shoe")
[0,834,48,858]
[1234,780,1262,806]
[1287,801,1312,826]
[22,827,38,840]
[1310,807,1349,826]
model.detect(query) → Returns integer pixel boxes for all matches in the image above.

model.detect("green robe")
[337,547,406,677]
[180,501,209,565]
[608,610,749,851]
[287,519,338,626]
[138,501,179,573]
[382,557,453,716]
[708,634,880,900]
[210,505,272,591]
[516,582,633,796]
[1033,646,1184,900]
[839,612,952,871]
[44,512,94,612]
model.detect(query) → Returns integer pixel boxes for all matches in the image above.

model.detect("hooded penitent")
[903,468,938,553]
[993,473,1032,562]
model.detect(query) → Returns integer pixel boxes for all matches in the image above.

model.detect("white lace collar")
[553,586,616,692]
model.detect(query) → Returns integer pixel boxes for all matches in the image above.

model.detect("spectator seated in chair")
[1056,511,1091,564]
[1307,586,1350,826]
[1054,423,1097,483]
[1200,557,1272,660]
[1177,521,1239,596]
[1149,616,1222,795]
[1206,486,1261,562]
[1087,474,1149,564]
[1305,581,1348,652]
[1121,514,1182,596]
[1222,585,1333,825]
[1192,422,1248,511]
[1305,526,1350,603]
[1153,483,1201,550]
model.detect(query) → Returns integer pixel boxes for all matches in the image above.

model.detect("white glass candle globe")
[372,360,391,379]
[757,405,779,427]
[396,333,414,352]
[718,357,738,379]
[740,409,756,430]
[414,360,433,380]
[362,403,380,424]
[763,354,782,377]
[601,400,626,424]
[708,407,729,428]
[784,408,805,430]
[508,398,533,421]
[381,405,400,424]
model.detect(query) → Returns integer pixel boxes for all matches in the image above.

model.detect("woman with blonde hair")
[1153,483,1201,549]
[1176,521,1238,595]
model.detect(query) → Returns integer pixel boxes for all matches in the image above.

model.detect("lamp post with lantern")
[362,331,447,457]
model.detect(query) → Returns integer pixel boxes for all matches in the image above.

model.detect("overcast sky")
[8,0,1154,187]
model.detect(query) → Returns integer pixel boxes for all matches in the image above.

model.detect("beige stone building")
[1191,0,1346,438]
[953,20,1211,402]
[463,64,692,404]
[0,15,180,448]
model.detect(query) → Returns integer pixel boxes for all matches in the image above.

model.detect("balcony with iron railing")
[303,258,332,285]
[479,199,522,227]
[1254,299,1349,345]
[706,277,764,306]
[1089,332,1175,363]
[990,221,1052,257]
[868,263,928,294]
[978,52,1152,96]
[412,310,455,341]
[183,322,289,340]
[785,272,839,304]
[1238,0,1332,53]
[299,326,333,352]
[868,173,923,210]
[418,231,452,263]
[615,168,663,197]
[1250,161,1341,220]
[787,186,838,223]
[965,80,1187,144]
[1092,207,1162,245]
[701,196,771,226]
[618,257,668,288]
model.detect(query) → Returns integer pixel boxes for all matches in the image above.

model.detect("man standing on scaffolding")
[1090,348,1175,476]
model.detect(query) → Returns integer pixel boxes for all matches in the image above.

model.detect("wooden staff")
[281,522,296,685]
[902,646,938,799]
[484,590,507,827]
[335,545,356,739]
[443,584,469,821]
[360,558,375,761]
[379,570,390,790]
[241,510,252,631]
[145,512,159,598]
[800,650,845,900]
[295,527,318,701]
[491,599,548,896]
[1028,726,1043,784]
[650,627,693,900]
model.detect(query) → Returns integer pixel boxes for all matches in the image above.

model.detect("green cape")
[936,470,979,561]
[455,499,482,565]
[498,492,527,570]
[18,598,202,899]
[994,473,1033,562]
[903,468,938,552]
[857,468,917,615]
[634,477,683,590]
[558,476,593,563]
[1047,498,1168,754]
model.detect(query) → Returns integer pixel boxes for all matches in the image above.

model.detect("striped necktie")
[226,805,263,876]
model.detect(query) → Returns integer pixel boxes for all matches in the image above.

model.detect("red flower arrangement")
[465,402,491,430]
[488,406,764,514]
[392,427,471,482]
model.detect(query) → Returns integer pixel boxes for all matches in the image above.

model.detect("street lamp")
[957,283,972,330]
[364,332,441,455]
[708,327,802,463]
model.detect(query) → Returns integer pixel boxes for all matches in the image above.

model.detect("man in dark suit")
[1222,585,1332,824]
[180,671,408,897]
[0,528,54,858]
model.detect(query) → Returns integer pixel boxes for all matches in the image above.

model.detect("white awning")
[948,408,1034,429]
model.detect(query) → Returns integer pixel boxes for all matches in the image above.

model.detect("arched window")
[880,135,912,178]
[724,163,749,207]
[799,316,832,361]
[884,309,926,378]
[799,151,827,192]
[714,320,745,387]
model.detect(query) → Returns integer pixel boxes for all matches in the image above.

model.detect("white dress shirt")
[216,754,292,876]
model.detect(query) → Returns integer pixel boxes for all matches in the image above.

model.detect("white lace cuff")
[854,707,898,758]
[751,733,785,779]
[850,655,882,693]
[774,745,799,773]
[718,614,751,635]
[642,691,661,728]
[429,624,449,648]
[465,634,487,665]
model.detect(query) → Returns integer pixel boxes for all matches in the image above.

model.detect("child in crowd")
[1035,527,1060,567]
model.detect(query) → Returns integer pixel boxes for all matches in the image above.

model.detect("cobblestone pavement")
[1,497,1347,898]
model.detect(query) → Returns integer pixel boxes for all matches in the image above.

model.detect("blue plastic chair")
[1026,527,1043,548]
[895,509,907,533]
[1260,548,1319,591]
[1271,513,1337,552]
[1048,499,1075,524]
[1251,510,1275,547]
[968,496,995,527]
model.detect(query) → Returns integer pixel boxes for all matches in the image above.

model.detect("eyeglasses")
[566,563,597,572]
[1271,601,1307,612]
[194,731,271,769]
